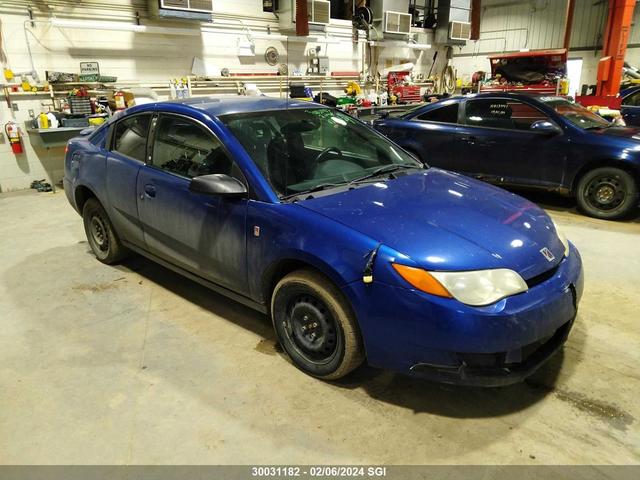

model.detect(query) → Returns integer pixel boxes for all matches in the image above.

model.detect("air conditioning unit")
[384,11,412,34]
[371,0,412,40]
[309,0,330,24]
[278,0,331,33]
[435,0,471,45]
[449,21,471,41]
[149,0,213,21]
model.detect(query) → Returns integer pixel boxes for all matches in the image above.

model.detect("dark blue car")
[374,93,640,219]
[64,97,583,386]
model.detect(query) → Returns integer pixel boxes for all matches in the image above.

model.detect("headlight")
[552,220,570,257]
[392,264,528,306]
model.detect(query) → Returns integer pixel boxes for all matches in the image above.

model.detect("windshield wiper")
[281,182,347,201]
[349,164,424,185]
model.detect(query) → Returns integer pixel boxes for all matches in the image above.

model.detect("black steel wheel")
[82,198,127,264]
[286,294,340,363]
[576,167,638,220]
[271,270,364,380]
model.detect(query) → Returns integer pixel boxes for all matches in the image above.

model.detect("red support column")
[596,0,636,96]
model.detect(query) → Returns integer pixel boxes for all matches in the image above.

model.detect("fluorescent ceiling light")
[50,18,200,36]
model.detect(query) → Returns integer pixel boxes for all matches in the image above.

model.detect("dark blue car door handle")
[144,184,156,198]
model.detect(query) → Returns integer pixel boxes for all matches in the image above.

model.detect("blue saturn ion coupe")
[64,97,583,386]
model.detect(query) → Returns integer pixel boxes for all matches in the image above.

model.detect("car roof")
[155,96,323,117]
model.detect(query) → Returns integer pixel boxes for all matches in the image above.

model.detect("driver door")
[136,113,249,295]
[455,98,567,188]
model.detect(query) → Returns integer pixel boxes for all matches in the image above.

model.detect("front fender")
[246,201,379,304]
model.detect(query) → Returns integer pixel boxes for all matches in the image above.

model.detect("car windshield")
[221,107,422,198]
[540,97,610,129]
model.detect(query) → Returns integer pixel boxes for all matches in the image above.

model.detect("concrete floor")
[0,189,639,465]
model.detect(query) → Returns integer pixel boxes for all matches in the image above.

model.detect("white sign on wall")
[80,62,100,75]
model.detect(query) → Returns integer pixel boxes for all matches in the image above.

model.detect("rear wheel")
[271,270,364,380]
[576,167,638,220]
[82,198,128,264]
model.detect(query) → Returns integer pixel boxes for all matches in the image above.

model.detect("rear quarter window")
[111,114,152,162]
[415,103,459,124]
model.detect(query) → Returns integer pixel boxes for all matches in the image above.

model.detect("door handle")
[144,184,156,198]
[460,136,477,145]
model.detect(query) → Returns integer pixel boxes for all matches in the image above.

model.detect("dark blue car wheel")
[576,167,639,220]
[271,270,364,380]
[82,198,128,264]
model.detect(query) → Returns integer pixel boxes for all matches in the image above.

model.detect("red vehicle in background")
[478,49,569,96]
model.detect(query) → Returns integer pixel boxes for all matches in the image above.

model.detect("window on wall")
[152,116,236,179]
[330,0,354,20]
[112,114,151,162]
[465,99,550,131]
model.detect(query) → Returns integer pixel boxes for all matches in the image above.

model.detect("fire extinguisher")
[5,121,24,155]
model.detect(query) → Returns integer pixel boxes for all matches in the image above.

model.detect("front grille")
[526,263,561,288]
[456,320,571,370]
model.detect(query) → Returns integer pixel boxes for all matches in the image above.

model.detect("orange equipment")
[596,0,636,97]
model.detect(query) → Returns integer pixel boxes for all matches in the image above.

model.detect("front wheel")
[576,167,638,220]
[82,198,128,264]
[271,270,364,380]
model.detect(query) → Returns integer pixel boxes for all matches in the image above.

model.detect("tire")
[576,167,639,220]
[271,270,364,380]
[82,198,128,264]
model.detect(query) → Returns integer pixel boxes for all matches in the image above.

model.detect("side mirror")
[189,174,247,198]
[530,120,562,135]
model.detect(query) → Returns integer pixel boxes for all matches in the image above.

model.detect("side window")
[152,116,236,179]
[112,114,151,161]
[623,91,640,106]
[416,103,459,124]
[465,99,549,131]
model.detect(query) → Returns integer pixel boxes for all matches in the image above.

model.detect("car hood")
[589,126,640,140]
[296,169,564,280]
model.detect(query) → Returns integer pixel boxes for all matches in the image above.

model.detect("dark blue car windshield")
[221,108,421,197]
[540,97,610,129]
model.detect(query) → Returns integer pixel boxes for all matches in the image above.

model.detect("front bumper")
[344,245,583,386]
[409,313,575,386]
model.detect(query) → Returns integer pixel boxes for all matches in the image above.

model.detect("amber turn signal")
[392,263,452,298]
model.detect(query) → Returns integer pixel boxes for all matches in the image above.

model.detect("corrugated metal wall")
[455,0,613,57]
[630,1,640,44]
